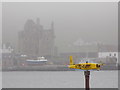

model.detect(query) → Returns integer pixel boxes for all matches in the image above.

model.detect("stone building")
[18,18,56,57]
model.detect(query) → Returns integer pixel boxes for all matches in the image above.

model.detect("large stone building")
[18,18,56,57]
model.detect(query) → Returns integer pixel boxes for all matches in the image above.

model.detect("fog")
[2,2,118,52]
[0,2,2,45]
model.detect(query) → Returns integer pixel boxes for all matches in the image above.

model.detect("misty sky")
[2,2,118,52]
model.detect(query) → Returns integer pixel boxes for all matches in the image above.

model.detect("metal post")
[84,70,90,90]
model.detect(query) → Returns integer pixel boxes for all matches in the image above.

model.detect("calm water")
[2,71,118,88]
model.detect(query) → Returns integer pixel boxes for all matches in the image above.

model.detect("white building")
[98,52,118,66]
[2,44,13,53]
[2,44,14,69]
[98,52,118,59]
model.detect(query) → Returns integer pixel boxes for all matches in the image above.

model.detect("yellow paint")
[68,56,104,70]
[70,56,74,65]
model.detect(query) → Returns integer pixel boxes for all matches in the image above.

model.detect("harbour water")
[2,70,118,88]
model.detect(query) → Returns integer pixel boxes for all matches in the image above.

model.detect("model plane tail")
[69,56,74,65]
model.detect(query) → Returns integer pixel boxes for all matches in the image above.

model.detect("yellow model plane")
[68,56,104,70]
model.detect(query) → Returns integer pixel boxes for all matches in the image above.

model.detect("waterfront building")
[2,44,14,69]
[18,18,56,57]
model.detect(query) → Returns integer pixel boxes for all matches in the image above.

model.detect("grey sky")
[2,2,118,52]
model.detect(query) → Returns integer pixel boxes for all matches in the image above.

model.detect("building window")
[109,53,111,56]
[114,53,116,56]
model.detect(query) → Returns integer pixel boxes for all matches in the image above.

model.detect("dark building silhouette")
[18,18,56,57]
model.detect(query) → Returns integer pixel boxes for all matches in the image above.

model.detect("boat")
[26,56,48,65]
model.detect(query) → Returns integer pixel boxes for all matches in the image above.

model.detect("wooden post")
[84,70,90,90]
